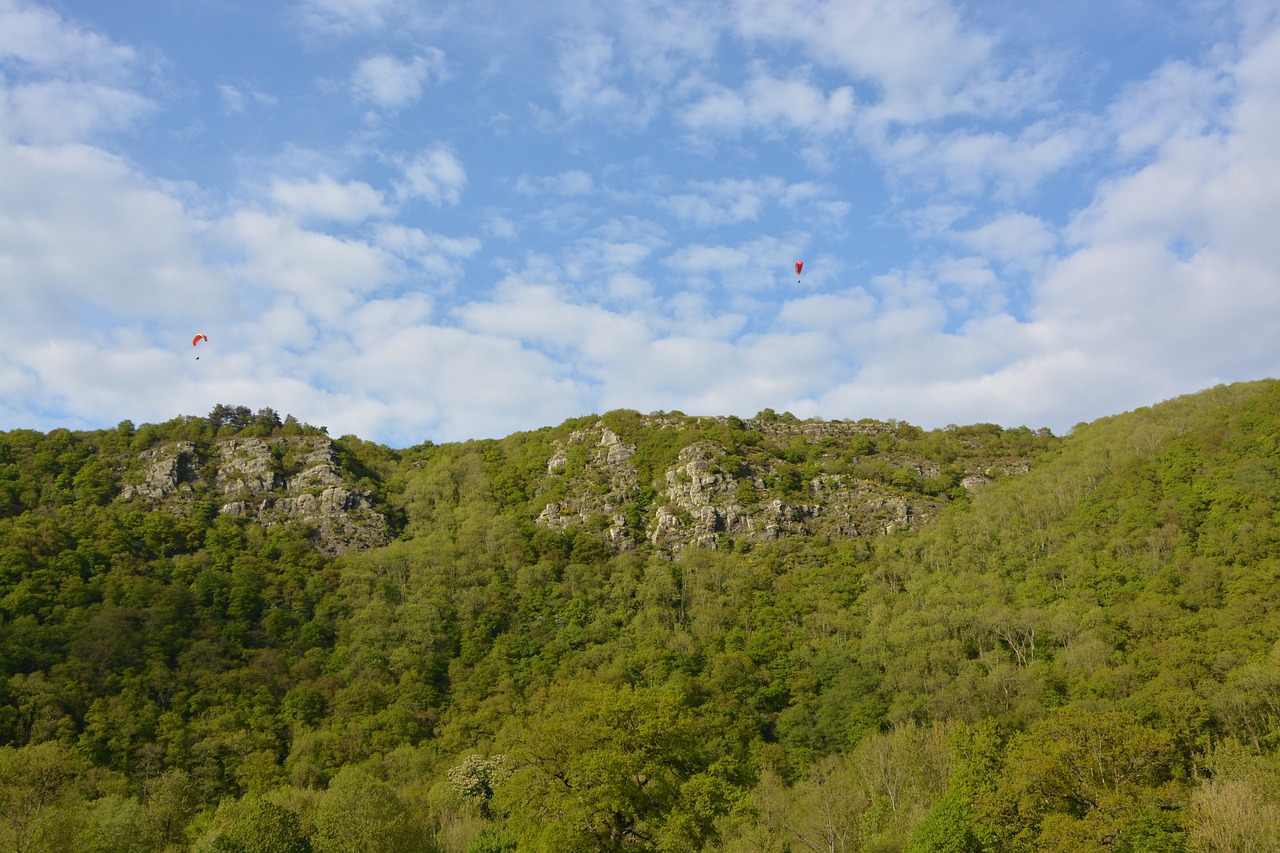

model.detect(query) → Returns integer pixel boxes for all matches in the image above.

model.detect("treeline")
[2,384,1280,851]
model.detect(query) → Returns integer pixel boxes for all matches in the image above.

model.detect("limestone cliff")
[119,436,390,554]
[531,414,1039,553]
[109,408,1044,557]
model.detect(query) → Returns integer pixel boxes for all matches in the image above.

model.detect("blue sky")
[2,0,1279,446]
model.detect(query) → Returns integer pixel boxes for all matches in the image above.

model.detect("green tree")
[136,769,198,853]
[907,720,1004,853]
[311,766,419,853]
[982,707,1184,853]
[193,793,311,853]
[81,794,145,853]
[492,682,745,852]
[0,741,88,853]
[447,754,510,818]
[1187,740,1280,853]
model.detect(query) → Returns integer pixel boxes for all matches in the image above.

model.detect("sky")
[2,0,1279,447]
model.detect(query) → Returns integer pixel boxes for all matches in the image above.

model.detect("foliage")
[1,384,1279,850]
[193,793,311,853]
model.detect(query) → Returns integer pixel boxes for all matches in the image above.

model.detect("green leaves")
[492,682,745,852]
[311,767,417,853]
[981,708,1184,852]
[193,794,311,853]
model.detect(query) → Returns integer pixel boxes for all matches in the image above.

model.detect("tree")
[0,741,88,853]
[193,793,311,853]
[311,766,419,853]
[781,754,869,853]
[907,720,1004,853]
[492,682,746,852]
[82,794,145,853]
[1187,740,1280,852]
[981,707,1184,852]
[447,754,510,818]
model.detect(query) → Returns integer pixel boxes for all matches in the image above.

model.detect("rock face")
[534,415,1033,553]
[538,427,640,549]
[120,436,389,554]
[642,439,926,550]
[121,441,204,501]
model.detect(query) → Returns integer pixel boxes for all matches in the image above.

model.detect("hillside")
[2,383,1279,852]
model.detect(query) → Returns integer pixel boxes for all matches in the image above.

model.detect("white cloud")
[681,73,856,137]
[533,1,725,128]
[0,1,151,144]
[934,256,997,290]
[515,169,595,196]
[0,141,227,343]
[606,271,654,302]
[218,82,278,115]
[954,211,1058,270]
[395,146,467,206]
[0,0,137,74]
[1,79,152,143]
[731,0,1035,126]
[610,0,723,87]
[1065,135,1222,250]
[217,209,401,322]
[484,213,519,240]
[292,0,413,35]
[372,223,481,280]
[661,176,851,229]
[1109,59,1233,157]
[337,323,587,444]
[351,50,447,108]
[270,174,390,223]
[877,118,1096,201]
[664,177,777,226]
[778,180,852,220]
[551,31,649,123]
[777,291,877,332]
[665,235,799,291]
[568,237,654,274]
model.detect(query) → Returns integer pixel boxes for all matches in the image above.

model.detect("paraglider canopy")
[193,334,208,347]
[795,261,804,283]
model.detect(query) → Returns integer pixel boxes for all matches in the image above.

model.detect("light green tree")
[193,793,311,853]
[982,707,1185,853]
[0,742,88,853]
[907,720,1003,853]
[1188,740,1280,852]
[492,682,746,852]
[311,766,420,853]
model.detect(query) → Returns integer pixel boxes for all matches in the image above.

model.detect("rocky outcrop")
[216,438,285,494]
[642,442,929,550]
[539,427,640,548]
[120,442,204,501]
[119,436,389,554]
[533,414,1031,553]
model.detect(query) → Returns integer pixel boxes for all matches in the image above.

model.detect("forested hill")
[2,382,1279,852]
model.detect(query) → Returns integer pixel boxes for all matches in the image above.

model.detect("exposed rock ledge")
[119,436,389,554]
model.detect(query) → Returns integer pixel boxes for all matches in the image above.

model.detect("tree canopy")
[2,383,1280,850]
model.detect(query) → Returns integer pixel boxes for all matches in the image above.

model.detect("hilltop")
[47,403,1055,558]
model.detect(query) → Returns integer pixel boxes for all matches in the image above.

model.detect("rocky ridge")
[109,410,1042,556]
[119,436,390,554]
[533,415,1035,552]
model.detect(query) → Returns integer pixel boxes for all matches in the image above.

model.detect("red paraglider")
[193,333,208,359]
[795,260,804,283]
